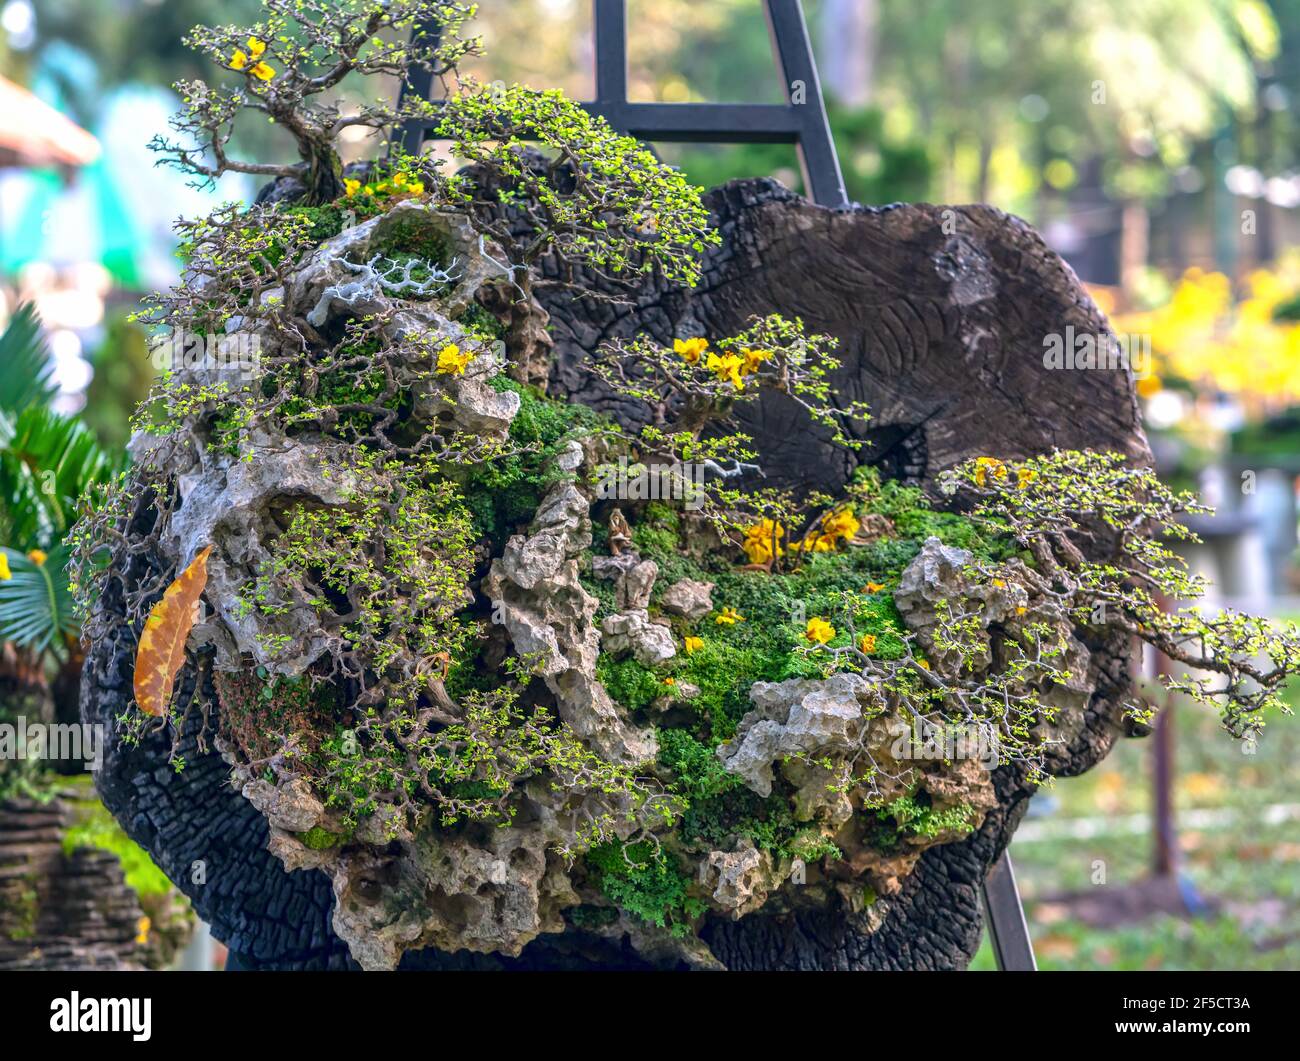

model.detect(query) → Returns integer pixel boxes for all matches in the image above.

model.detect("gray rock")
[718,672,869,798]
[660,577,714,622]
[704,840,775,919]
[484,478,655,766]
[601,609,677,667]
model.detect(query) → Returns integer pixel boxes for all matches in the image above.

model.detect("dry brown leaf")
[133,545,212,718]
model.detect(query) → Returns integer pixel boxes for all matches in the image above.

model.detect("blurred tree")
[80,313,155,453]
[819,0,877,106]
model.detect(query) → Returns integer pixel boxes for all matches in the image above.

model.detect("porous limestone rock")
[591,552,658,610]
[703,840,776,920]
[132,197,519,678]
[659,577,715,622]
[718,672,872,799]
[483,476,656,766]
[600,609,677,667]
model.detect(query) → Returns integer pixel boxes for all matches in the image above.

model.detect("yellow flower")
[344,178,361,197]
[662,677,676,687]
[673,337,709,365]
[795,507,859,553]
[804,617,835,644]
[863,582,885,594]
[684,636,704,654]
[991,578,1005,588]
[858,634,877,654]
[247,37,267,58]
[250,61,276,82]
[1135,373,1162,399]
[229,50,248,70]
[823,508,859,541]
[1016,467,1038,490]
[135,915,151,946]
[974,456,1007,487]
[715,607,745,626]
[436,343,472,376]
[404,180,425,196]
[706,351,747,390]
[739,347,772,375]
[741,519,784,565]
[1015,605,1027,616]
[27,549,46,566]
[916,659,931,670]
[0,554,10,581]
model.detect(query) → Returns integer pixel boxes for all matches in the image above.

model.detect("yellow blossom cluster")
[741,518,784,565]
[672,336,773,391]
[974,457,1036,490]
[436,343,473,376]
[344,168,426,202]
[793,507,859,553]
[804,617,835,644]
[230,37,275,81]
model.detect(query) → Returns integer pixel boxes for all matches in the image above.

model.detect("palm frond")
[0,544,76,657]
[0,303,57,415]
[0,406,123,551]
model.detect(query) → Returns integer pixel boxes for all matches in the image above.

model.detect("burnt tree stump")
[81,179,1149,970]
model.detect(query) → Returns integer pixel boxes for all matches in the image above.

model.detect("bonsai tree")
[74,0,1300,971]
[153,0,482,204]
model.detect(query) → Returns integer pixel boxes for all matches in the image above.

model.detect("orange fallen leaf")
[134,546,212,718]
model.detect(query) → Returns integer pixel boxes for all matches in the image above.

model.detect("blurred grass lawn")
[970,683,1300,970]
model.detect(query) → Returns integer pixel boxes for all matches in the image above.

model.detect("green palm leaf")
[0,406,121,552]
[0,303,57,415]
[0,544,76,655]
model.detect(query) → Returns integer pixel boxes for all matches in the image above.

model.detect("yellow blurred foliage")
[1104,258,1300,413]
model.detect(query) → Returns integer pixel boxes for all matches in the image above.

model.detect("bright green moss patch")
[458,377,607,541]
[299,826,345,850]
[585,839,703,935]
[63,797,173,898]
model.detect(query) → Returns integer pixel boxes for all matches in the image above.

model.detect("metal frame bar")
[397,0,848,208]
[982,850,1037,971]
[397,0,1035,972]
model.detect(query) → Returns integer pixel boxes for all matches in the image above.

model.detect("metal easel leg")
[981,850,1037,971]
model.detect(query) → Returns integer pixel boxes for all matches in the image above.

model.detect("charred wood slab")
[82,179,1149,969]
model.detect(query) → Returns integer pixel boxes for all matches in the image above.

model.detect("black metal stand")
[399,0,848,209]
[398,0,1034,972]
[982,850,1037,970]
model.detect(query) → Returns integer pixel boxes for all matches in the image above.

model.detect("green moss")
[657,728,741,800]
[62,799,173,898]
[861,790,978,853]
[459,302,507,342]
[459,378,608,541]
[0,873,39,941]
[299,826,344,850]
[584,839,703,934]
[284,203,349,243]
[596,655,663,714]
[850,465,1009,560]
[371,212,451,265]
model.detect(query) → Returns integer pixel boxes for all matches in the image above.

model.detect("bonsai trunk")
[301,137,345,206]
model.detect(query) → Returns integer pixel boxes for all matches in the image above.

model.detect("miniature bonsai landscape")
[74,0,1300,970]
